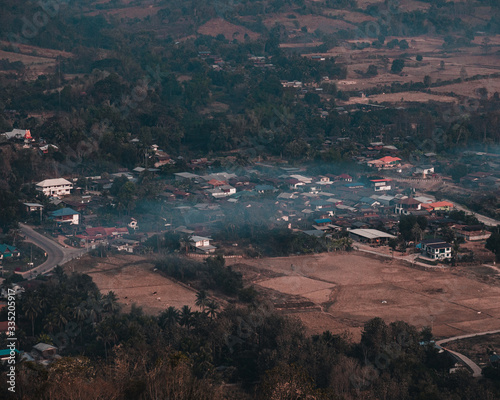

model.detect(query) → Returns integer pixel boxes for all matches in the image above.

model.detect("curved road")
[19,224,87,277]
[436,330,500,377]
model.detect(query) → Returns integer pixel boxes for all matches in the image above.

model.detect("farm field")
[69,255,200,314]
[227,252,500,341]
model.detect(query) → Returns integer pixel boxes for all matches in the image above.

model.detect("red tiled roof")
[379,156,401,163]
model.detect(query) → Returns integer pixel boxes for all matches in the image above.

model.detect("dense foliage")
[3,269,500,399]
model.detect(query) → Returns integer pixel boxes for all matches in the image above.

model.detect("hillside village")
[1,125,498,278]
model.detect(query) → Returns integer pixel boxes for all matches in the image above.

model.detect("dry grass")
[197,18,260,41]
[69,254,200,314]
[228,252,500,340]
[263,13,355,34]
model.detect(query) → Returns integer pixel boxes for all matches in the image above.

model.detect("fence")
[186,253,243,259]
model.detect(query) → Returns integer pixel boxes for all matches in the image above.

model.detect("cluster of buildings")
[23,151,494,261]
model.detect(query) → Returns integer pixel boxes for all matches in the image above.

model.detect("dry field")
[0,42,73,77]
[345,91,457,105]
[69,255,199,314]
[263,13,355,34]
[227,252,500,342]
[197,18,260,41]
[85,5,162,19]
[321,9,376,23]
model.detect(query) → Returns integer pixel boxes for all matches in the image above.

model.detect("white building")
[420,240,452,260]
[190,236,216,254]
[36,178,73,197]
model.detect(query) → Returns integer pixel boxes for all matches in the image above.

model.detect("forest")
[2,266,500,399]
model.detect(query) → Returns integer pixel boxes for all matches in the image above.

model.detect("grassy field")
[68,254,201,314]
[227,252,500,341]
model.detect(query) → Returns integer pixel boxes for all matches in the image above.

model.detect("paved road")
[19,224,87,277]
[436,330,500,378]
[443,199,500,227]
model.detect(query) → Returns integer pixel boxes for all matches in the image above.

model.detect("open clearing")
[227,252,500,341]
[69,255,199,314]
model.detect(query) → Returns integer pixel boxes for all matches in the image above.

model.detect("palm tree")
[195,290,208,311]
[206,300,219,320]
[179,305,193,328]
[102,291,120,314]
[159,306,179,329]
[51,304,69,330]
[96,323,118,361]
[86,296,103,324]
[43,315,58,334]
[23,295,40,337]
[73,303,88,322]
[53,265,66,283]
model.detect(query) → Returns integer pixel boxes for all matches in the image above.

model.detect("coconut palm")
[102,291,120,314]
[179,305,193,328]
[51,304,69,330]
[195,290,208,311]
[206,300,219,320]
[23,295,41,337]
[159,306,180,329]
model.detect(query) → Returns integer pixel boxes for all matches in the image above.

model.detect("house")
[344,182,365,189]
[1,129,25,140]
[359,197,380,207]
[110,239,139,253]
[348,229,396,244]
[337,174,353,182]
[419,239,452,260]
[415,165,435,176]
[50,208,80,225]
[189,236,216,254]
[174,172,200,182]
[36,178,73,197]
[370,178,392,192]
[286,178,304,189]
[23,203,44,213]
[0,321,18,336]
[0,244,20,259]
[454,225,491,241]
[395,198,421,215]
[255,184,274,193]
[0,348,20,363]
[317,176,331,184]
[421,201,454,213]
[32,343,58,360]
[368,156,401,169]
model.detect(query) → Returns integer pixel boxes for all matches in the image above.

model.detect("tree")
[366,64,378,77]
[424,75,432,87]
[449,163,468,182]
[159,306,180,329]
[391,59,405,74]
[416,54,423,61]
[179,305,193,328]
[486,230,500,261]
[195,290,208,311]
[206,300,219,320]
[23,294,41,337]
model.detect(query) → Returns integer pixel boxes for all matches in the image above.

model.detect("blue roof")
[0,349,19,356]
[314,218,331,224]
[50,207,79,217]
[345,182,365,187]
[0,244,18,253]
[255,184,274,191]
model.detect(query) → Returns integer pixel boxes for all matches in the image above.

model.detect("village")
[0,126,497,282]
